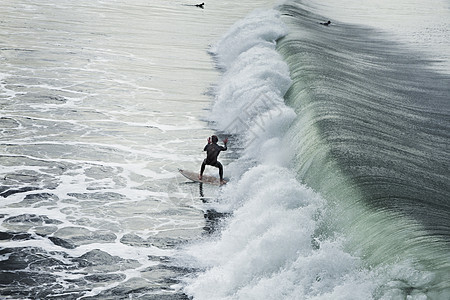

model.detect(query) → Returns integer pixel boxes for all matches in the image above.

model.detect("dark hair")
[211,135,218,143]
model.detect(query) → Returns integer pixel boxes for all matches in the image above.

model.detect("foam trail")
[0,0,236,297]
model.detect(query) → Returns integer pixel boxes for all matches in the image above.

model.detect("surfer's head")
[211,135,218,143]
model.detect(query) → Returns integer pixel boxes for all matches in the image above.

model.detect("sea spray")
[181,8,378,299]
[206,9,292,143]
[209,9,288,69]
[181,0,450,297]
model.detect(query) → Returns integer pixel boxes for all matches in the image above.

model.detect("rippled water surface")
[0,0,273,298]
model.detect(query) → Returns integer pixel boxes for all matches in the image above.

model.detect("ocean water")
[1,0,449,300]
[0,0,273,298]
[181,0,449,300]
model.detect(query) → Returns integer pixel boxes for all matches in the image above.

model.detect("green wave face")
[278,1,450,294]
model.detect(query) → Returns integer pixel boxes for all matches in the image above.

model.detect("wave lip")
[207,9,292,142]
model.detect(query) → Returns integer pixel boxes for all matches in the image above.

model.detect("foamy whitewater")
[0,0,274,298]
[181,1,450,299]
[1,0,449,299]
[181,8,374,300]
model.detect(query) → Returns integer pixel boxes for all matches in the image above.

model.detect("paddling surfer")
[320,20,331,26]
[199,135,228,184]
[195,2,204,9]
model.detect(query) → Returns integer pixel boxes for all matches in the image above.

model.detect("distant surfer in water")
[199,135,228,184]
[320,20,331,26]
[195,2,204,9]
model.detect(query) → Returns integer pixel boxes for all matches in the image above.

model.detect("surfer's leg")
[199,160,206,180]
[217,161,223,181]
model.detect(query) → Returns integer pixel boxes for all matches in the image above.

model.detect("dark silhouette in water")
[199,135,228,184]
[195,2,204,9]
[320,20,331,26]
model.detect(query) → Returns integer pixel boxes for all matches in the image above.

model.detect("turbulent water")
[181,0,450,300]
[1,0,449,299]
[0,0,273,298]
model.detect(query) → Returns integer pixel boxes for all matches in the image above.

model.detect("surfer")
[195,2,204,9]
[320,20,331,26]
[199,135,228,184]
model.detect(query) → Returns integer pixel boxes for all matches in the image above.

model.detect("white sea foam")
[210,9,288,69]
[181,8,382,299]
[0,0,289,298]
[207,9,291,134]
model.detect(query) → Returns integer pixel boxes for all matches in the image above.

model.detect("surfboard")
[178,169,227,186]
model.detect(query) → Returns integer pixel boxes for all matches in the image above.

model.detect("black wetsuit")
[203,143,227,166]
[201,142,227,180]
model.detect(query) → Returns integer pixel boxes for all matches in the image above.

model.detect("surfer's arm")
[222,138,228,151]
